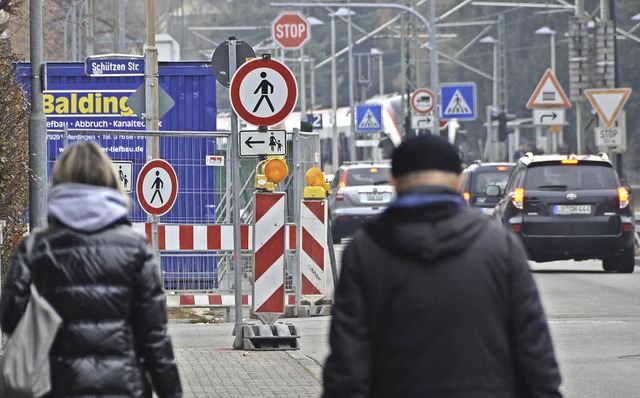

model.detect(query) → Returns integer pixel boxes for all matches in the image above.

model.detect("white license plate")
[553,204,591,215]
[366,192,383,201]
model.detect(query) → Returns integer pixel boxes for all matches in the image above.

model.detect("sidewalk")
[168,320,325,398]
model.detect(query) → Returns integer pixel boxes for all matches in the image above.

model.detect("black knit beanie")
[391,134,462,177]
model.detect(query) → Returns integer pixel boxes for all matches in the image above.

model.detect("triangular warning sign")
[444,90,472,115]
[358,109,381,129]
[584,88,632,129]
[526,69,571,109]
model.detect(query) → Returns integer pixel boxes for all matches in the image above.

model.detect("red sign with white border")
[271,12,310,49]
[410,88,435,114]
[137,159,178,216]
[230,57,298,126]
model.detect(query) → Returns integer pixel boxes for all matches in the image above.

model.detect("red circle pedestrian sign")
[229,57,298,127]
[137,159,178,216]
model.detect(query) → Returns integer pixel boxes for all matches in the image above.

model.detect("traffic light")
[303,167,330,199]
[255,157,288,191]
[492,112,514,142]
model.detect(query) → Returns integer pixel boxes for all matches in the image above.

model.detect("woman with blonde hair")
[0,140,182,397]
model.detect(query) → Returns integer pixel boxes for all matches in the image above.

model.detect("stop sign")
[271,12,310,49]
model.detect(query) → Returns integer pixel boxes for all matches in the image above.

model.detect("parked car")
[327,162,395,244]
[460,161,514,214]
[492,153,635,273]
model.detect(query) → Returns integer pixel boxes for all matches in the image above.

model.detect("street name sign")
[239,130,287,156]
[584,88,632,129]
[229,57,298,127]
[85,55,144,77]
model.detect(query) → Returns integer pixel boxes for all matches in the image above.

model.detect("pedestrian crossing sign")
[440,83,477,120]
[356,104,383,133]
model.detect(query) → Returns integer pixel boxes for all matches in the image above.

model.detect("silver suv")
[327,162,395,244]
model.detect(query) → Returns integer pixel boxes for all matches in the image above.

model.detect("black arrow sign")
[244,137,265,148]
[540,112,557,122]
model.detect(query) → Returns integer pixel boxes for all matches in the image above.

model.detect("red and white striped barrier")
[166,294,251,307]
[300,200,327,297]
[253,192,286,314]
[132,223,297,251]
[165,293,298,308]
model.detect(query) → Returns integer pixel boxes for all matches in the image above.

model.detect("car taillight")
[511,223,522,232]
[462,191,470,204]
[618,187,630,209]
[511,188,524,210]
[335,170,348,201]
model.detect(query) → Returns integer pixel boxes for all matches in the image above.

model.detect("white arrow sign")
[533,108,565,126]
[239,130,287,157]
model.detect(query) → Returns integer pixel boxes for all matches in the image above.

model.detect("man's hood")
[364,187,489,263]
[48,183,129,232]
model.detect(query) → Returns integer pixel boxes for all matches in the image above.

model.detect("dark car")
[492,153,635,273]
[327,162,395,244]
[460,161,514,215]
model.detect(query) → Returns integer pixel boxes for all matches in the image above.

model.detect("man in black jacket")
[323,134,562,398]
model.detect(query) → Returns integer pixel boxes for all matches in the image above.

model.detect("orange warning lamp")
[304,167,330,199]
[255,157,289,191]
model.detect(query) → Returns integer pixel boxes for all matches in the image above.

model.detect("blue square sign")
[440,83,476,120]
[356,104,383,133]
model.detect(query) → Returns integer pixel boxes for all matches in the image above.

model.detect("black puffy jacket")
[323,186,562,398]
[0,184,181,397]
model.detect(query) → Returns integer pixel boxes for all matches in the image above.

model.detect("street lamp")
[328,7,355,171]
[535,26,557,73]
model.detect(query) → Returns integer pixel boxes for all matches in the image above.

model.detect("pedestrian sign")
[356,104,382,133]
[111,161,133,193]
[526,69,571,109]
[440,83,476,120]
[137,159,178,216]
[239,130,287,157]
[229,56,298,127]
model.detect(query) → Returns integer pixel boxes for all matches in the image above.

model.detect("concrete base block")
[240,322,300,351]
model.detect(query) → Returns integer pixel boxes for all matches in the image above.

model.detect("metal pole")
[492,42,498,106]
[378,53,384,96]
[300,47,306,117]
[292,128,302,316]
[118,0,126,53]
[331,16,339,171]
[429,0,440,138]
[228,39,244,350]
[576,0,585,155]
[29,0,47,230]
[347,2,356,161]
[145,0,160,269]
[310,58,317,112]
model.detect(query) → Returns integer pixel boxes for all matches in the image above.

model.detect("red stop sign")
[272,12,310,49]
